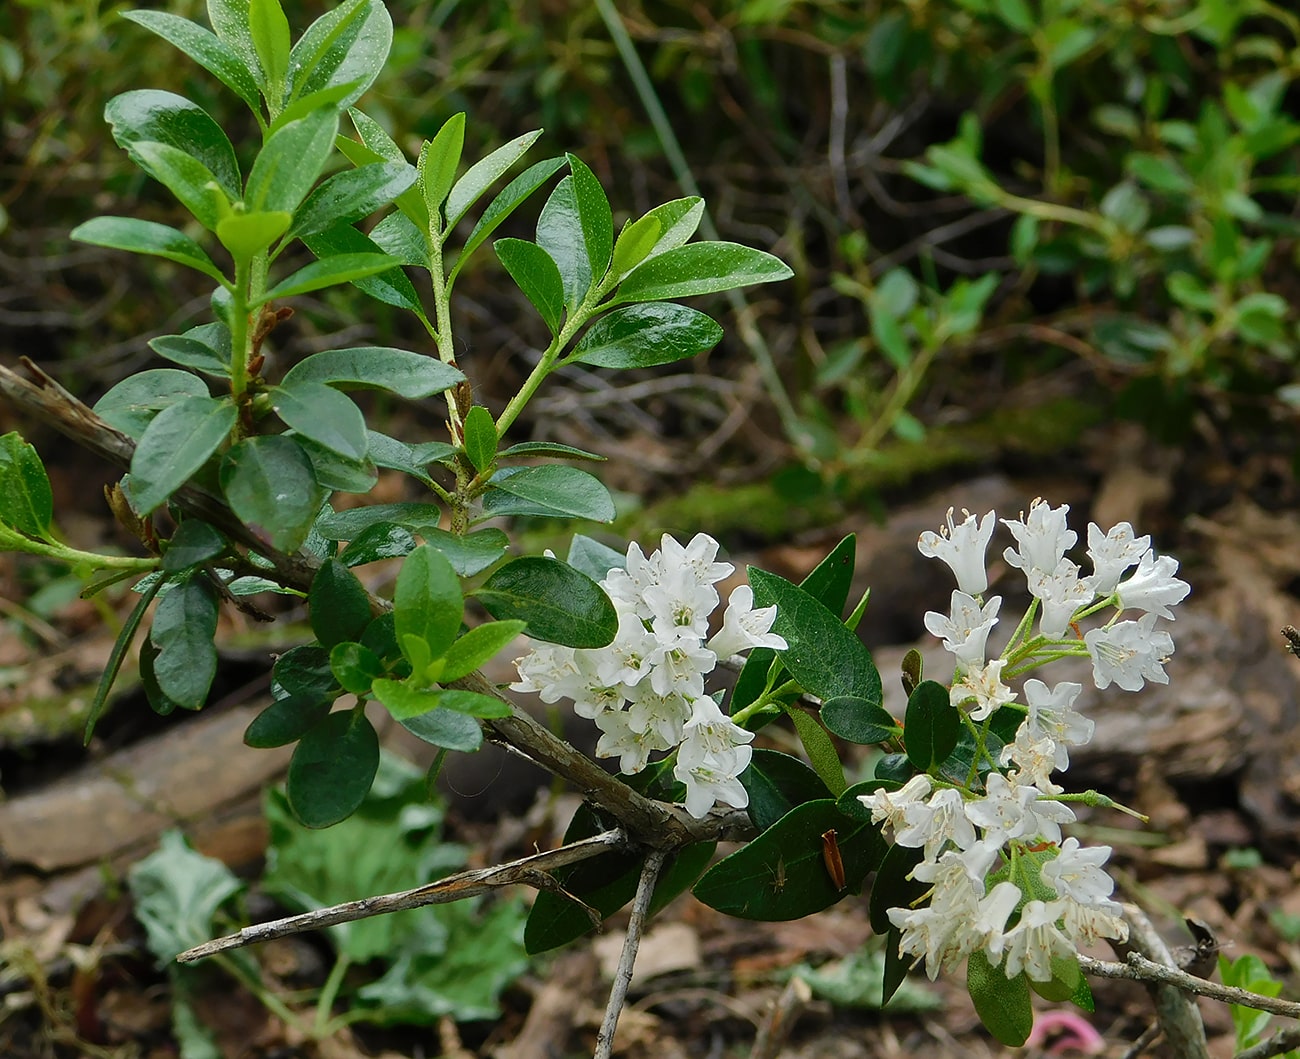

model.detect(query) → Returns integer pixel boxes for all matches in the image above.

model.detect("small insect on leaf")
[767,855,787,894]
[1283,625,1300,659]
[821,828,846,891]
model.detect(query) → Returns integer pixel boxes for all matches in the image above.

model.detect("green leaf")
[822,695,899,745]
[495,238,565,334]
[162,520,225,574]
[398,708,482,752]
[216,209,292,261]
[440,620,527,682]
[248,0,291,104]
[461,405,497,474]
[421,527,510,577]
[740,748,834,832]
[446,129,542,229]
[302,224,430,319]
[287,709,380,828]
[565,153,612,287]
[104,89,241,198]
[219,435,324,552]
[287,0,390,110]
[535,175,589,311]
[129,141,230,231]
[434,689,511,718]
[84,575,164,743]
[270,381,367,460]
[330,641,383,695]
[338,521,417,567]
[451,155,568,281]
[613,241,792,305]
[128,830,244,962]
[128,395,236,515]
[639,197,705,261]
[272,644,339,699]
[368,210,428,266]
[363,432,435,487]
[610,213,661,279]
[749,567,882,705]
[288,162,416,239]
[150,573,219,710]
[498,441,606,462]
[476,556,616,648]
[565,534,626,580]
[967,950,1034,1047]
[372,677,442,720]
[71,217,226,284]
[291,434,377,493]
[139,638,184,717]
[0,432,53,540]
[869,842,926,934]
[245,693,334,748]
[346,106,405,163]
[480,465,615,522]
[207,0,262,88]
[787,707,847,795]
[260,251,396,304]
[394,544,464,659]
[122,11,262,110]
[904,680,961,772]
[309,559,373,648]
[246,109,340,215]
[799,533,856,619]
[283,346,463,400]
[568,303,722,369]
[693,800,882,920]
[149,323,231,378]
[419,112,466,222]
[317,501,444,540]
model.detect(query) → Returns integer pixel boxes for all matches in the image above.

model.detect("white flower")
[679,694,755,766]
[674,732,752,817]
[1001,728,1065,794]
[950,658,1016,721]
[593,605,658,688]
[1003,499,1077,579]
[510,643,578,702]
[1026,558,1095,638]
[924,591,1001,667]
[625,684,693,746]
[966,773,1076,845]
[1084,613,1174,691]
[1086,521,1150,595]
[707,584,787,658]
[859,774,933,833]
[889,902,970,981]
[1022,679,1093,752]
[918,508,996,595]
[602,541,661,617]
[997,899,1076,981]
[1116,551,1190,619]
[914,840,1001,889]
[594,709,671,774]
[659,532,734,586]
[896,787,977,859]
[1041,837,1118,907]
[644,567,718,648]
[646,639,715,698]
[973,880,1024,956]
[1059,897,1128,945]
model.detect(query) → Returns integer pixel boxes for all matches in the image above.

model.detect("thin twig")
[177,830,631,963]
[1238,1024,1300,1059]
[1118,1021,1162,1059]
[1077,952,1300,1020]
[751,974,812,1059]
[594,849,667,1059]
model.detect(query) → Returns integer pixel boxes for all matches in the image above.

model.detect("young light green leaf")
[439,620,527,683]
[565,153,612,287]
[149,323,231,378]
[219,435,324,552]
[480,466,615,522]
[302,224,430,319]
[287,709,380,828]
[93,369,211,438]
[0,432,54,540]
[419,112,466,224]
[245,109,340,215]
[568,303,722,369]
[309,559,373,648]
[476,556,616,648]
[71,217,226,285]
[372,677,443,720]
[610,213,661,279]
[535,175,590,311]
[287,162,416,239]
[271,81,363,134]
[347,106,405,163]
[216,209,291,261]
[640,196,705,260]
[248,0,291,106]
[498,441,606,461]
[105,89,241,198]
[129,141,230,232]
[394,544,464,660]
[270,382,368,461]
[494,238,564,334]
[123,11,261,110]
[446,128,542,229]
[150,573,220,710]
[129,395,237,515]
[287,0,391,110]
[450,156,567,281]
[612,241,793,305]
[258,251,396,304]
[282,348,465,397]
[461,404,497,474]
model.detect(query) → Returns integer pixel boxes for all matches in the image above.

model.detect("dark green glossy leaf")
[95,370,212,439]
[882,926,910,1006]
[282,347,464,400]
[270,381,367,461]
[613,241,792,305]
[967,950,1033,1047]
[288,162,416,239]
[139,638,183,716]
[291,433,378,493]
[303,224,429,319]
[316,502,444,540]
[693,800,882,921]
[71,217,226,284]
[287,0,390,109]
[568,303,722,369]
[904,679,960,772]
[394,544,463,659]
[162,520,225,574]
[246,109,339,215]
[330,641,383,696]
[219,435,324,553]
[149,573,219,710]
[869,843,925,934]
[480,465,615,522]
[272,644,338,700]
[368,210,428,267]
[901,649,924,697]
[364,432,434,487]
[446,129,542,229]
[535,175,589,310]
[451,156,567,281]
[564,533,626,581]
[149,323,230,378]
[260,251,396,304]
[799,533,856,619]
[476,556,616,648]
[420,527,510,577]
[740,748,834,831]
[0,432,53,540]
[84,575,164,743]
[338,521,417,567]
[309,559,372,648]
[566,153,612,286]
[244,693,334,748]
[360,612,399,663]
[822,695,899,745]
[104,89,240,198]
[122,11,261,110]
[287,709,380,828]
[495,238,564,334]
[398,707,482,752]
[498,441,605,462]
[129,395,236,515]
[461,405,497,474]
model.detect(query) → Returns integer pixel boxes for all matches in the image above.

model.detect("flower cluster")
[865,500,1190,983]
[512,533,786,818]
